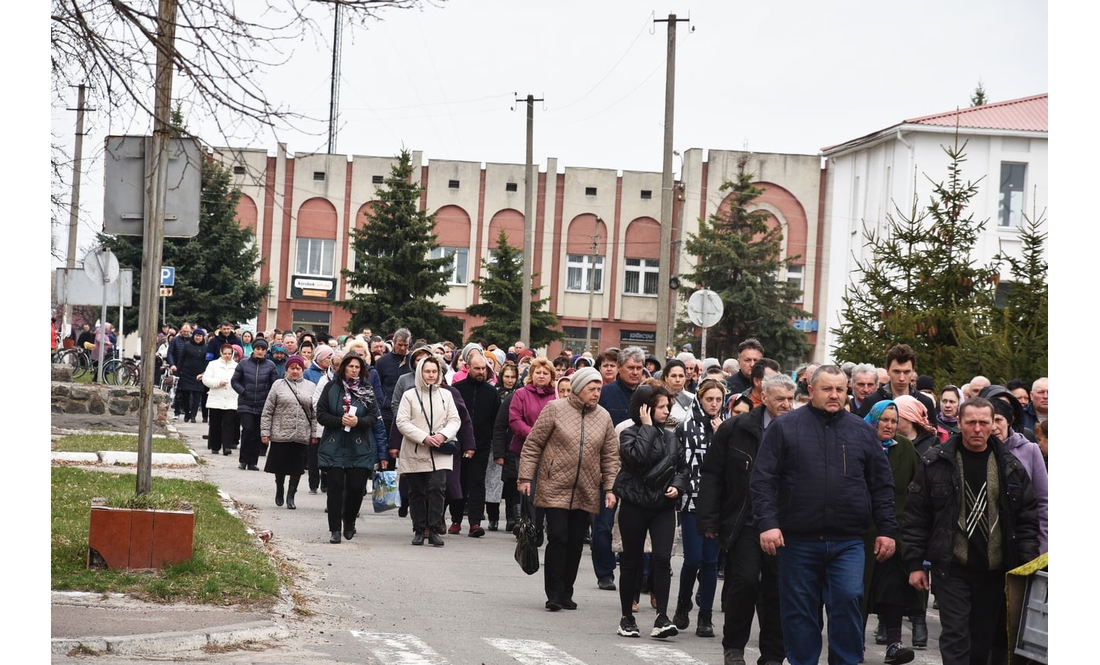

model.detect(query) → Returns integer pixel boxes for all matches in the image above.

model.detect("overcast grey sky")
[45,0,1050,260]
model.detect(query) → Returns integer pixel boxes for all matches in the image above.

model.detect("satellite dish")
[687,289,724,328]
[83,247,120,284]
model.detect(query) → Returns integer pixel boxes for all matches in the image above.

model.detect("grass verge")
[52,467,281,606]
[54,434,191,455]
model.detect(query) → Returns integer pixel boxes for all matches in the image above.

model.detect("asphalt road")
[51,415,944,665]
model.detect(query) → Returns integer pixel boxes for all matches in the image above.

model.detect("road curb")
[50,620,291,656]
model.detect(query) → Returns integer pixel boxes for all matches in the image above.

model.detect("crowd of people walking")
[153,321,1047,665]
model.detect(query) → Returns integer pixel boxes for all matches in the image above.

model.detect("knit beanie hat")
[570,367,602,395]
[461,342,484,364]
[313,344,334,364]
[285,355,306,370]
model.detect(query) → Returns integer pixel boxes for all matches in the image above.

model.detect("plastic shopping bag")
[372,469,400,513]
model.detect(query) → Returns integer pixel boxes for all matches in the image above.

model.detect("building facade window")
[786,264,804,304]
[623,257,659,296]
[566,254,603,293]
[296,238,335,277]
[431,246,469,285]
[999,162,1026,227]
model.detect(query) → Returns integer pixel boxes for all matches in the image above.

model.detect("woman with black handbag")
[260,355,316,510]
[613,384,691,640]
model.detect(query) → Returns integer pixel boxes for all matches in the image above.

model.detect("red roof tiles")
[905,93,1047,132]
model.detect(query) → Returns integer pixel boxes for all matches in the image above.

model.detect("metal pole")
[137,0,178,495]
[520,94,537,348]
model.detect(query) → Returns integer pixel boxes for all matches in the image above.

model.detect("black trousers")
[407,469,448,534]
[206,408,239,452]
[306,444,326,491]
[617,500,676,617]
[238,412,262,466]
[543,507,590,604]
[464,446,491,525]
[723,525,785,660]
[934,566,1008,665]
[323,466,369,532]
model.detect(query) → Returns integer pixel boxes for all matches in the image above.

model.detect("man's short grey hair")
[393,328,412,342]
[619,346,646,366]
[723,358,738,373]
[840,361,856,379]
[676,351,696,365]
[810,364,846,385]
[763,373,796,394]
[1032,377,1048,390]
[851,363,877,382]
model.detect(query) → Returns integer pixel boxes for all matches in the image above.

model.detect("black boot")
[287,477,299,509]
[275,482,284,507]
[695,609,714,637]
[875,620,888,645]
[509,504,522,536]
[672,597,692,630]
[911,614,928,649]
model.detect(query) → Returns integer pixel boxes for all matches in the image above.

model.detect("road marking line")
[351,631,449,664]
[485,638,588,665]
[618,642,710,664]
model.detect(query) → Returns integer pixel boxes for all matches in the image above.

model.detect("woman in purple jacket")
[507,356,558,541]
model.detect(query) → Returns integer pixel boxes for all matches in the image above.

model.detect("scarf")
[677,396,726,512]
[342,375,376,415]
[864,400,899,454]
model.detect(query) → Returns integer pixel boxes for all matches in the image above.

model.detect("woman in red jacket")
[508,356,557,542]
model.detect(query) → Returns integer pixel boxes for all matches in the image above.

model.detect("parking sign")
[161,267,175,286]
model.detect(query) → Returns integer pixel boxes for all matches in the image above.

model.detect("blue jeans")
[677,512,720,609]
[591,503,617,581]
[777,539,864,665]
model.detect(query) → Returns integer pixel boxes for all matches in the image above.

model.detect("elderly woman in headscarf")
[935,385,963,442]
[860,400,922,663]
[394,354,464,547]
[982,386,1048,554]
[893,394,940,457]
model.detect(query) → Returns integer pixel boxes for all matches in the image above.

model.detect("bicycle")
[53,347,91,380]
[103,356,141,386]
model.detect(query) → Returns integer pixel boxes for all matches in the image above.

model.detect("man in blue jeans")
[593,346,646,590]
[750,365,898,665]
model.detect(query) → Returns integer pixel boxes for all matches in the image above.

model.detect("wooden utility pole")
[654,13,689,360]
[136,0,179,495]
[584,218,602,353]
[64,84,93,336]
[517,94,543,348]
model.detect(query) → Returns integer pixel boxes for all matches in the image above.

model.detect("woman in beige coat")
[260,355,317,510]
[395,355,461,547]
[518,367,620,612]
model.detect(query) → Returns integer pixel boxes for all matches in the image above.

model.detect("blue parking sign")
[161,267,175,286]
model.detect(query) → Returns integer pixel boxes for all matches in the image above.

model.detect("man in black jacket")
[857,343,935,418]
[750,365,898,665]
[902,397,1040,665]
[230,338,277,470]
[453,350,501,537]
[374,328,412,435]
[697,373,795,665]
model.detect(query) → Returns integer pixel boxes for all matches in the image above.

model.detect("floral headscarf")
[864,399,899,452]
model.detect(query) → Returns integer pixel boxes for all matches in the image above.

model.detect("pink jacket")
[508,382,556,454]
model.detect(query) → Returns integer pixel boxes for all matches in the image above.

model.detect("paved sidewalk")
[50,414,295,660]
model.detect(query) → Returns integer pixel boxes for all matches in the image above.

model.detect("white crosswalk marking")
[617,643,710,664]
[485,638,588,665]
[350,631,449,664]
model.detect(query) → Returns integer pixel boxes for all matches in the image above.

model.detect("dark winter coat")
[901,433,1040,574]
[316,377,386,469]
[375,351,412,420]
[695,405,768,549]
[205,331,242,361]
[750,404,898,542]
[231,356,278,415]
[175,337,210,393]
[454,375,501,451]
[597,377,636,426]
[613,386,690,511]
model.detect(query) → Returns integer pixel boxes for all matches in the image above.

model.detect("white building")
[819,93,1048,361]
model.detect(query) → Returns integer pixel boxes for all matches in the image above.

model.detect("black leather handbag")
[641,435,677,491]
[514,495,540,575]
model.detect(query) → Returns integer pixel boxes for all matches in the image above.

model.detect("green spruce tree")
[679,156,810,361]
[831,136,1001,382]
[337,149,463,341]
[465,229,563,349]
[98,155,269,331]
[953,210,1048,382]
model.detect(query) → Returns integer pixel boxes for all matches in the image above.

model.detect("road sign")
[161,267,175,286]
[687,289,724,328]
[83,247,120,284]
[159,287,173,297]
